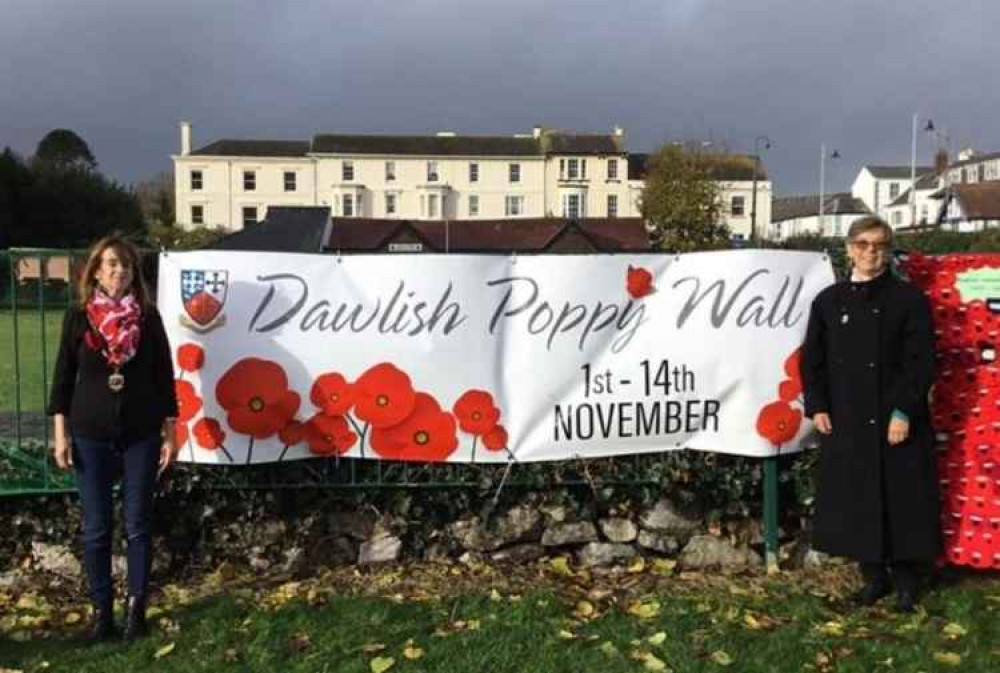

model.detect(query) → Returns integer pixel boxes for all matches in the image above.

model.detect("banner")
[157,250,835,464]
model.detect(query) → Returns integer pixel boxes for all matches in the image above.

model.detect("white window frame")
[889,182,899,199]
[426,193,440,218]
[385,193,397,216]
[190,170,203,191]
[283,171,296,192]
[342,160,355,182]
[343,194,355,217]
[469,162,479,183]
[242,206,257,226]
[509,163,521,184]
[562,193,584,219]
[385,161,396,182]
[567,159,580,180]
[427,161,439,182]
[731,195,746,216]
[607,194,618,218]
[607,159,618,181]
[243,170,256,191]
[468,194,479,217]
[191,204,204,225]
[505,195,524,216]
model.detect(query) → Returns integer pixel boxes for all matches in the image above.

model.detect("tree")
[35,129,97,170]
[135,171,175,228]
[640,144,730,252]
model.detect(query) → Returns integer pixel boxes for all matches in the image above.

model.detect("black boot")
[123,595,149,641]
[854,562,891,607]
[892,562,919,614]
[83,602,118,644]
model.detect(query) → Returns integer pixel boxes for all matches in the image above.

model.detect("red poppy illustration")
[279,420,306,447]
[304,413,357,457]
[177,343,205,373]
[482,424,509,452]
[193,418,226,450]
[370,392,458,462]
[175,422,189,448]
[175,379,202,423]
[783,347,802,384]
[627,265,654,299]
[778,378,802,402]
[354,363,416,429]
[310,372,356,416]
[756,401,803,445]
[216,358,301,439]
[452,389,501,436]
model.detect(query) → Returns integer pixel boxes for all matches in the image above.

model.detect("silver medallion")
[108,372,125,392]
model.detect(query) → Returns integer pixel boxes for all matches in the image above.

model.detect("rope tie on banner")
[336,249,342,264]
[490,458,516,508]
[510,251,517,266]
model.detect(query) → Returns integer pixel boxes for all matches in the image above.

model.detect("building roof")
[327,218,650,252]
[887,172,942,207]
[949,183,1000,220]
[864,165,933,179]
[205,206,331,252]
[190,139,311,157]
[311,134,541,157]
[948,150,1000,170]
[624,152,767,181]
[771,192,870,222]
[540,133,624,155]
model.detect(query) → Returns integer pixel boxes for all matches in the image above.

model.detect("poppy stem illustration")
[346,415,366,458]
[219,443,234,463]
[471,436,478,463]
[246,437,254,465]
[505,446,517,462]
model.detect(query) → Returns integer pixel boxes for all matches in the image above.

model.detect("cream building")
[173,122,638,230]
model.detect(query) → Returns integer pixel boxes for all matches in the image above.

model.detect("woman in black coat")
[800,216,938,612]
[49,237,179,642]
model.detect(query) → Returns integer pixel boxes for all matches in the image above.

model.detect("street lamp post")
[910,115,937,227]
[818,144,840,236]
[750,135,770,243]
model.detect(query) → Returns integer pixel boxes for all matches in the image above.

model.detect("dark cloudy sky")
[2,0,997,195]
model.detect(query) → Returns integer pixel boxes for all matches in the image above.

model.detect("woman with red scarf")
[49,237,179,642]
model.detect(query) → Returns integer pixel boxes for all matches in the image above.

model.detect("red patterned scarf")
[85,291,142,368]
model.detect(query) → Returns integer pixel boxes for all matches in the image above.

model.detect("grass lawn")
[0,309,65,414]
[1,562,999,672]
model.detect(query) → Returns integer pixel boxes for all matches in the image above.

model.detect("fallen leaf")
[652,559,677,575]
[362,642,387,654]
[642,653,669,671]
[223,648,239,662]
[370,656,395,673]
[557,629,576,640]
[550,557,574,576]
[627,600,661,620]
[647,631,667,646]
[288,632,311,652]
[710,650,733,666]
[153,642,176,660]
[403,645,424,660]
[489,588,502,602]
[933,652,962,667]
[815,621,845,637]
[942,622,967,639]
[598,641,620,657]
[574,600,595,619]
[63,612,82,626]
[627,558,646,574]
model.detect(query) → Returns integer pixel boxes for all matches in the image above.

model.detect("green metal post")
[38,254,50,485]
[10,251,22,450]
[763,456,779,570]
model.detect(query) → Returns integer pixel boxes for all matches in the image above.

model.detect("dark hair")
[77,237,152,310]
[846,215,894,244]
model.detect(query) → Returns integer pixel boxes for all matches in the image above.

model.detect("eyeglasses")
[849,240,890,252]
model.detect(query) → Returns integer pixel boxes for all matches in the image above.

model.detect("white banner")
[157,250,834,464]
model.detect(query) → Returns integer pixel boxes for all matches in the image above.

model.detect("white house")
[173,123,639,230]
[769,192,870,240]
[880,171,944,229]
[935,182,1000,232]
[851,165,932,221]
[947,149,1000,185]
[172,122,772,239]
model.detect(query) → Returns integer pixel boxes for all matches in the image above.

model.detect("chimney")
[180,121,192,156]
[613,125,624,137]
[533,125,543,139]
[436,131,456,137]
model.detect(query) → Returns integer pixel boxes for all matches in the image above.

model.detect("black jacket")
[801,270,940,562]
[48,305,179,442]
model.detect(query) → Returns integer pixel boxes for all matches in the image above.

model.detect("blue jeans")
[73,434,160,609]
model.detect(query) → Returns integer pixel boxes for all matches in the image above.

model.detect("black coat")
[801,270,940,562]
[49,305,179,443]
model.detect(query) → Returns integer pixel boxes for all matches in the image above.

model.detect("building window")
[191,205,204,225]
[468,195,479,217]
[385,193,397,215]
[190,170,203,191]
[427,161,439,182]
[562,193,585,218]
[731,195,746,216]
[920,204,928,224]
[505,195,524,216]
[562,158,586,180]
[343,194,355,217]
[469,162,479,183]
[509,163,521,183]
[342,160,354,182]
[242,206,257,227]
[426,194,440,218]
[284,171,296,192]
[892,210,902,226]
[607,159,618,180]
[581,159,587,179]
[889,182,899,199]
[243,170,256,191]
[607,194,618,218]
[385,161,396,182]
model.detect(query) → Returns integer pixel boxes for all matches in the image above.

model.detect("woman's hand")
[888,417,910,445]
[53,414,73,469]
[158,420,178,476]
[813,412,833,435]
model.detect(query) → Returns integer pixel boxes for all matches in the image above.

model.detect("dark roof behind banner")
[205,206,331,252]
